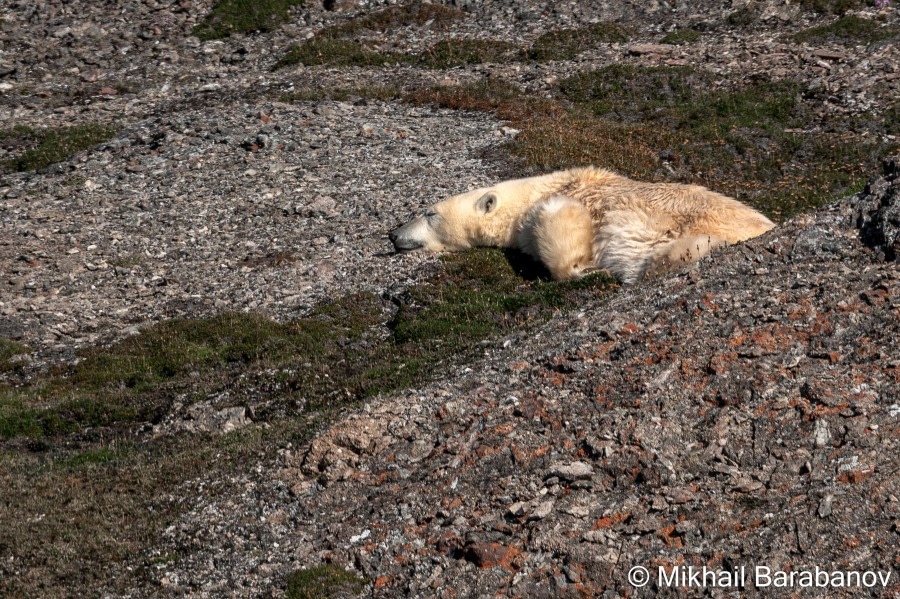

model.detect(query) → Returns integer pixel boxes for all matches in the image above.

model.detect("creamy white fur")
[390,167,774,284]
[517,196,594,280]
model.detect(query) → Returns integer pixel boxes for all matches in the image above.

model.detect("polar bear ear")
[476,192,498,215]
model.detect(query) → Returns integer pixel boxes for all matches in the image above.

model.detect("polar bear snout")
[389,218,427,252]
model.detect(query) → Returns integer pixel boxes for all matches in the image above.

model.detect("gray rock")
[548,461,594,481]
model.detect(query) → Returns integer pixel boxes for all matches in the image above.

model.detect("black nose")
[388,229,424,252]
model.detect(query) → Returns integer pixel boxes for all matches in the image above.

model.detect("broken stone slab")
[628,44,674,56]
[547,461,593,481]
[812,49,847,61]
[463,542,520,569]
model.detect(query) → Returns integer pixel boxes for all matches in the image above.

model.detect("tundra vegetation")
[0,246,614,596]
[0,124,117,173]
[1,0,897,597]
[192,0,306,41]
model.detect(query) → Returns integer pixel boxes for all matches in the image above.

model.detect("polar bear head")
[389,175,551,253]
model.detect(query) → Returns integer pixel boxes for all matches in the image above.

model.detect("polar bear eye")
[424,210,439,221]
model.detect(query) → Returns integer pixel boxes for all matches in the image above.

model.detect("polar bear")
[517,195,596,281]
[389,167,775,284]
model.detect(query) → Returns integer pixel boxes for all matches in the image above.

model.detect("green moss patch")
[0,296,385,439]
[528,22,631,62]
[0,338,28,373]
[660,29,701,45]
[1,124,117,172]
[0,253,615,442]
[793,16,899,45]
[192,0,304,41]
[108,253,147,270]
[508,114,662,177]
[561,66,800,133]
[275,3,468,69]
[275,16,633,69]
[0,124,38,142]
[58,443,134,469]
[559,65,708,121]
[69,304,385,391]
[285,564,368,599]
[391,249,614,353]
[420,39,522,68]
[557,65,890,218]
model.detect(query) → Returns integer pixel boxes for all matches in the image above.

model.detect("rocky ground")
[0,0,898,597]
[162,160,900,598]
